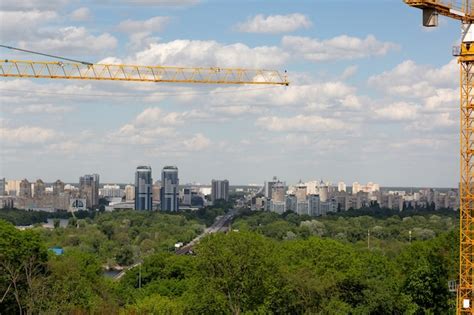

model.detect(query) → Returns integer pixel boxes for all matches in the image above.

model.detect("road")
[113,210,235,279]
[175,210,235,255]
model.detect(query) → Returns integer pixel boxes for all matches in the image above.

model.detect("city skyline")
[0,1,460,187]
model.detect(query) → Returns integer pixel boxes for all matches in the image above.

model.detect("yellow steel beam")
[458,43,474,315]
[0,60,289,86]
[405,0,474,22]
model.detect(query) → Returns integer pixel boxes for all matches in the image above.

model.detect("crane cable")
[0,44,93,65]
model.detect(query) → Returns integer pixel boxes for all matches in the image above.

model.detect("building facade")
[211,179,229,203]
[19,179,32,198]
[34,179,45,197]
[0,178,5,196]
[135,166,153,210]
[160,166,179,212]
[79,174,100,208]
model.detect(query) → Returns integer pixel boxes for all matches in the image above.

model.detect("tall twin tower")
[134,165,179,211]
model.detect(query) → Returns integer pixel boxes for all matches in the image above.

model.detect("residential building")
[211,179,229,203]
[19,179,32,198]
[152,181,161,202]
[0,178,5,196]
[53,180,65,196]
[295,181,307,202]
[337,181,346,192]
[264,176,280,199]
[308,194,321,216]
[79,174,100,208]
[135,166,153,211]
[125,185,135,201]
[99,184,123,198]
[161,166,179,212]
[34,179,45,197]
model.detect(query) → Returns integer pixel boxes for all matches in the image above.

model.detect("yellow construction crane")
[0,59,288,86]
[404,0,473,313]
[0,44,288,86]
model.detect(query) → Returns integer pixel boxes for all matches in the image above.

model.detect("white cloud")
[408,112,456,131]
[207,81,355,109]
[235,13,312,34]
[256,115,350,132]
[282,35,398,61]
[70,7,92,21]
[0,126,57,144]
[0,10,57,41]
[127,39,288,68]
[7,104,74,115]
[134,107,185,126]
[118,0,198,6]
[374,102,418,121]
[108,108,211,152]
[424,88,458,110]
[18,26,118,56]
[368,59,457,96]
[0,0,68,10]
[118,16,170,33]
[183,133,211,151]
[340,65,358,79]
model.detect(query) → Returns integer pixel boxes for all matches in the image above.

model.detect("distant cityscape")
[0,167,459,215]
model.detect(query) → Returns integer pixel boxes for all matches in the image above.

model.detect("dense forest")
[0,207,458,314]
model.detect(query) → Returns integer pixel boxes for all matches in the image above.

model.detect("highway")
[113,210,235,279]
[175,210,235,255]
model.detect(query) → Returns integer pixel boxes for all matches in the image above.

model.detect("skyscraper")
[19,179,32,198]
[135,166,153,210]
[125,184,135,201]
[264,176,279,199]
[79,174,100,208]
[211,179,229,203]
[152,181,161,203]
[160,166,179,212]
[53,180,65,196]
[34,179,45,197]
[0,178,5,196]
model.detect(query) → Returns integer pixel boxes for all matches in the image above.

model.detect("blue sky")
[0,0,461,187]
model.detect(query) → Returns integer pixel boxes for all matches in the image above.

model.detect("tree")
[116,246,134,266]
[41,250,114,313]
[0,220,48,314]
[188,232,288,314]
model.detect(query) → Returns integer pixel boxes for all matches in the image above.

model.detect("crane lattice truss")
[0,60,288,85]
[405,0,474,313]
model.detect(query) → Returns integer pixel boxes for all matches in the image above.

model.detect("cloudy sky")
[0,0,461,187]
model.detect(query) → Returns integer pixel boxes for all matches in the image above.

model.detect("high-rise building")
[19,179,32,198]
[264,176,280,199]
[53,180,65,196]
[135,166,153,211]
[182,186,192,205]
[6,180,21,196]
[34,179,45,197]
[271,181,286,203]
[152,181,161,203]
[308,194,321,216]
[319,184,329,202]
[352,182,361,194]
[160,166,179,212]
[211,179,229,203]
[99,184,123,198]
[337,181,346,192]
[286,194,297,212]
[79,174,100,208]
[125,185,135,201]
[295,181,307,202]
[0,178,5,196]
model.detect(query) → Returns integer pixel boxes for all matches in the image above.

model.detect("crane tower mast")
[405,0,474,313]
